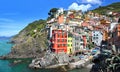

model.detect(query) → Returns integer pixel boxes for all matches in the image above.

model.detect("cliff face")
[8,19,48,58]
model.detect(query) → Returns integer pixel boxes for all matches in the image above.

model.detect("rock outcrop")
[6,19,48,58]
[29,52,69,69]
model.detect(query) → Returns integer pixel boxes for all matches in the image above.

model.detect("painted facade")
[73,35,84,53]
[92,30,103,46]
[51,30,67,53]
[67,36,72,54]
[46,8,120,54]
[58,14,64,24]
[72,27,84,53]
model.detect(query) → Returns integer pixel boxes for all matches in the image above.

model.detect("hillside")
[92,2,120,14]
[7,19,48,58]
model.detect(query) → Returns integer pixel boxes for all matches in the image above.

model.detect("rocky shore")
[28,51,93,71]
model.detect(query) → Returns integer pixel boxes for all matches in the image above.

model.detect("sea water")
[0,38,90,72]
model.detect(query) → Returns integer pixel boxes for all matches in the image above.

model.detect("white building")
[92,31,103,46]
[109,22,118,32]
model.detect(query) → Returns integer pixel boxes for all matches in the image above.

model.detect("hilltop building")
[46,8,120,54]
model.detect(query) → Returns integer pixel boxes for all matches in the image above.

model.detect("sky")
[0,0,120,36]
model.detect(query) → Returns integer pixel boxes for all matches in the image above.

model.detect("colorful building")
[82,35,87,48]
[51,30,67,53]
[117,24,120,36]
[67,35,72,54]
[102,30,108,40]
[72,35,84,54]
[112,24,120,54]
[92,30,103,46]
[58,14,64,24]
[72,27,84,53]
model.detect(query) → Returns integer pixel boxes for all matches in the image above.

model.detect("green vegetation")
[11,19,48,58]
[92,2,120,14]
[20,19,46,37]
[47,8,58,20]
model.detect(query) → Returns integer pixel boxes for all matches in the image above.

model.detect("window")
[68,40,69,42]
[96,37,98,39]
[63,44,66,47]
[62,39,64,42]
[60,44,62,47]
[80,43,83,45]
[58,34,60,37]
[54,34,56,38]
[62,33,64,37]
[58,44,60,47]
[52,44,54,47]
[68,44,70,47]
[58,39,60,42]
[75,37,79,40]
[62,44,64,47]
[77,43,79,45]
[75,47,79,51]
[80,39,83,41]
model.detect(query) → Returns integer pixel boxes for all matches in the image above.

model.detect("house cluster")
[46,8,120,54]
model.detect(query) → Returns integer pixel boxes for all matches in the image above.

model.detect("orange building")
[117,24,120,36]
[103,30,108,40]
[58,14,64,24]
[51,30,67,53]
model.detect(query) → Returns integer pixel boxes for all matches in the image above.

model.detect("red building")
[83,35,87,48]
[51,30,67,53]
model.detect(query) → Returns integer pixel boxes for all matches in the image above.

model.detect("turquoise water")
[0,39,12,56]
[0,39,12,72]
[0,38,90,72]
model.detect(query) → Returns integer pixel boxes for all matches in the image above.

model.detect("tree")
[47,8,58,20]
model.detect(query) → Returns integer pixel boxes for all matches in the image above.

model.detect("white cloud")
[81,0,102,5]
[68,2,92,12]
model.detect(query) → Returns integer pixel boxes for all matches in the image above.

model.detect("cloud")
[0,18,15,22]
[68,2,92,12]
[79,0,102,5]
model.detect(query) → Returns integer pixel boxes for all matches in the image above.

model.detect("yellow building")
[67,37,72,54]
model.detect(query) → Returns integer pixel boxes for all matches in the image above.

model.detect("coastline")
[28,52,93,71]
[0,55,93,72]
